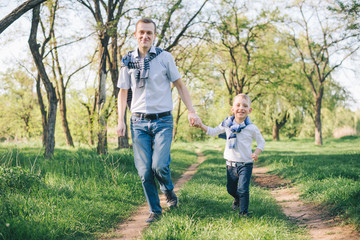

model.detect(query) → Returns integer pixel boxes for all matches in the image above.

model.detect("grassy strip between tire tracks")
[141,141,308,240]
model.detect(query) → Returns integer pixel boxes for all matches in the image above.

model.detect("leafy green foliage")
[0,166,42,193]
[0,69,42,141]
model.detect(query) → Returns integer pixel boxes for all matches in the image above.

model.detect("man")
[117,18,201,223]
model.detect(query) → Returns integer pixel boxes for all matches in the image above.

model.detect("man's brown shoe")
[145,212,161,223]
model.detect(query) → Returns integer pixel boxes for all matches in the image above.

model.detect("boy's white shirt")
[206,122,265,163]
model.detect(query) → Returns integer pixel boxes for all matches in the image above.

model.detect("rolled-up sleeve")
[165,52,181,82]
[117,66,131,89]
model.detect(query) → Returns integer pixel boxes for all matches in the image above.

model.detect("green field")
[260,137,360,229]
[1,137,359,239]
[0,142,198,240]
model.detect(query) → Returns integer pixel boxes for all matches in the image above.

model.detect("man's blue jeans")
[130,114,174,214]
[226,162,253,213]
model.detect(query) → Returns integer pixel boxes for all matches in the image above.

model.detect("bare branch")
[0,0,48,34]
[165,0,209,51]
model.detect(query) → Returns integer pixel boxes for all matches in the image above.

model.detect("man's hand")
[188,112,201,127]
[117,121,126,137]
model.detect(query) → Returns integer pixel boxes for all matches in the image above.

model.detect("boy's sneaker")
[165,190,178,208]
[232,198,240,211]
[239,211,252,218]
[145,212,161,223]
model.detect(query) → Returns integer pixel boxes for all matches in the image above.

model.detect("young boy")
[195,93,265,217]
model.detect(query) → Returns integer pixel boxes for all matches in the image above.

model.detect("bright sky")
[1,1,359,111]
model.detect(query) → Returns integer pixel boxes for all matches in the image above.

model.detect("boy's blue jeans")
[130,114,174,215]
[226,162,253,213]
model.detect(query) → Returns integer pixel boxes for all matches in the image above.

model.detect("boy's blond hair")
[233,93,251,107]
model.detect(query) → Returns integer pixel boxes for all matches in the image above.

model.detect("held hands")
[188,112,202,127]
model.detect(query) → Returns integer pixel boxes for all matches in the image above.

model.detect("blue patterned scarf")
[219,115,252,149]
[121,47,163,88]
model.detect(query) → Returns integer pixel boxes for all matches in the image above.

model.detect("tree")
[152,0,209,138]
[45,0,94,147]
[0,69,40,140]
[110,18,132,149]
[212,0,276,105]
[0,0,48,34]
[109,0,208,148]
[286,0,360,145]
[28,4,58,158]
[80,89,98,146]
[78,0,127,154]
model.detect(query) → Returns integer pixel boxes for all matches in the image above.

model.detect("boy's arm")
[251,148,262,162]
[251,125,265,162]
[198,123,208,132]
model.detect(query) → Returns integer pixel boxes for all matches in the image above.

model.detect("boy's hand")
[251,153,259,162]
[188,112,201,127]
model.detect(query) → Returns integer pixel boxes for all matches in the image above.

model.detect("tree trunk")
[36,75,48,146]
[109,33,129,148]
[81,93,97,146]
[97,33,109,154]
[272,124,280,141]
[0,0,47,34]
[88,112,95,146]
[29,5,58,159]
[272,111,289,141]
[59,96,74,146]
[314,90,323,146]
[51,24,74,147]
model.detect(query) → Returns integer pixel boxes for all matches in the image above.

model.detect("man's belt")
[133,111,171,120]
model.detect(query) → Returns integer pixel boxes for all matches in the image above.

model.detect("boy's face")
[231,97,252,123]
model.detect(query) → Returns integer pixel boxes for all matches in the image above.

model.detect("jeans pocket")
[131,115,142,124]
[159,115,173,124]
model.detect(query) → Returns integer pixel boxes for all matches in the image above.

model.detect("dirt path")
[252,166,360,240]
[102,149,206,240]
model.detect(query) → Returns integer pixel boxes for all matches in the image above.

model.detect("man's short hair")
[136,18,157,32]
[234,93,251,107]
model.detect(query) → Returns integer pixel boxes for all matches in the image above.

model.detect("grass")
[0,142,198,240]
[141,141,308,240]
[258,136,360,230]
[1,137,359,239]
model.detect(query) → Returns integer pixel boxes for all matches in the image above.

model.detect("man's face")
[135,22,156,50]
[231,97,252,122]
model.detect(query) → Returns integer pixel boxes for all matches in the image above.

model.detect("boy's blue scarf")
[219,115,252,149]
[121,47,163,88]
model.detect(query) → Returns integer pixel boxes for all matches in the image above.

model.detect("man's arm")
[117,88,128,137]
[173,78,200,126]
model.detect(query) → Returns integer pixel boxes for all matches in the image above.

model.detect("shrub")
[0,166,42,193]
